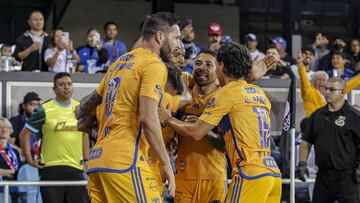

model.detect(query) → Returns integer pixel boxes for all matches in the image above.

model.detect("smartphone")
[61,32,70,44]
[92,33,101,44]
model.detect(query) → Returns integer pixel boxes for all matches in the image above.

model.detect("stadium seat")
[17,164,42,203]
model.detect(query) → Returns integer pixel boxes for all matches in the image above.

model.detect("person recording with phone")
[14,10,49,72]
[76,28,108,73]
[44,28,80,73]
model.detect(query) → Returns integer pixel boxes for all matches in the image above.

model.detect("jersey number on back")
[105,77,121,118]
[253,107,270,149]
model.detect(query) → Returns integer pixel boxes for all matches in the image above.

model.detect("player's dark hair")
[54,72,71,86]
[216,42,253,79]
[166,63,184,95]
[196,49,216,58]
[141,12,180,40]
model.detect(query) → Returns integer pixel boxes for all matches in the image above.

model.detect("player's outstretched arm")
[139,96,175,196]
[246,55,276,83]
[158,106,215,141]
[75,90,102,119]
[206,131,226,152]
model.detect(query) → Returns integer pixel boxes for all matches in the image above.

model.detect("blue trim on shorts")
[137,167,148,203]
[134,168,143,203]
[131,169,140,203]
[236,176,243,202]
[87,125,143,173]
[230,176,238,203]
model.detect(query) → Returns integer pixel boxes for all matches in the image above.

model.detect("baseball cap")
[208,23,222,35]
[245,33,257,41]
[270,37,287,48]
[23,92,41,104]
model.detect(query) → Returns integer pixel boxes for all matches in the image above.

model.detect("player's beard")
[160,39,172,63]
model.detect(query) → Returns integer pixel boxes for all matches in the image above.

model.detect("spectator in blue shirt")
[101,21,127,68]
[181,19,201,74]
[76,28,108,73]
[327,51,355,81]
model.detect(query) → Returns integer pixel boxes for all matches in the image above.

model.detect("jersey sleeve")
[25,105,46,134]
[96,73,108,96]
[199,90,233,126]
[139,62,167,103]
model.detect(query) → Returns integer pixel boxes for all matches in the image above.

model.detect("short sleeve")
[139,62,167,103]
[199,90,233,126]
[44,48,54,62]
[301,114,315,144]
[25,105,46,133]
[96,73,108,96]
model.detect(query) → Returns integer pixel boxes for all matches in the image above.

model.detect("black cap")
[23,92,41,104]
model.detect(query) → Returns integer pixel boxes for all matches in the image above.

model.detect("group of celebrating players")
[75,12,281,203]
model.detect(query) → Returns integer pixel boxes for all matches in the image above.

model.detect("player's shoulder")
[41,99,54,108]
[72,99,80,106]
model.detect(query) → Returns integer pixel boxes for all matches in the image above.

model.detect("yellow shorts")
[224,175,282,203]
[174,179,227,203]
[88,167,162,203]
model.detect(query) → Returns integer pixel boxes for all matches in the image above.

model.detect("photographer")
[76,28,108,73]
[45,28,80,73]
[318,37,354,72]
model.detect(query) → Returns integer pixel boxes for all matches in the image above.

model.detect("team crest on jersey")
[335,116,345,127]
[206,97,216,108]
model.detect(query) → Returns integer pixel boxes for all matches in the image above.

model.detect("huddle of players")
[76,12,281,203]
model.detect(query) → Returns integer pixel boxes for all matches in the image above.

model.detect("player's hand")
[353,165,360,184]
[29,159,44,169]
[160,163,175,196]
[183,115,198,123]
[296,161,309,182]
[158,105,172,124]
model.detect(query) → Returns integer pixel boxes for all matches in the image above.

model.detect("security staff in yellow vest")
[20,72,89,203]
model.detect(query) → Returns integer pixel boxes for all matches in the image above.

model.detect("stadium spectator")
[44,28,80,73]
[297,77,360,203]
[207,23,222,52]
[291,46,315,79]
[311,33,330,71]
[265,47,289,78]
[318,37,354,72]
[270,36,296,65]
[20,72,89,203]
[13,10,49,72]
[245,33,265,61]
[0,117,22,180]
[327,51,355,81]
[349,38,360,72]
[101,21,127,66]
[0,43,21,71]
[181,19,201,74]
[10,92,41,155]
[76,28,108,73]
[297,49,360,117]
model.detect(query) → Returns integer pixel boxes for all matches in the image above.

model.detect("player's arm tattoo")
[206,131,226,152]
[79,90,102,118]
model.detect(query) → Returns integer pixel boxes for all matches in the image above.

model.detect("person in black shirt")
[297,77,360,203]
[13,10,49,72]
[10,92,41,149]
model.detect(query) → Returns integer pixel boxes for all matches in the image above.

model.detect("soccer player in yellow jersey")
[174,49,227,203]
[158,42,282,203]
[75,12,182,202]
